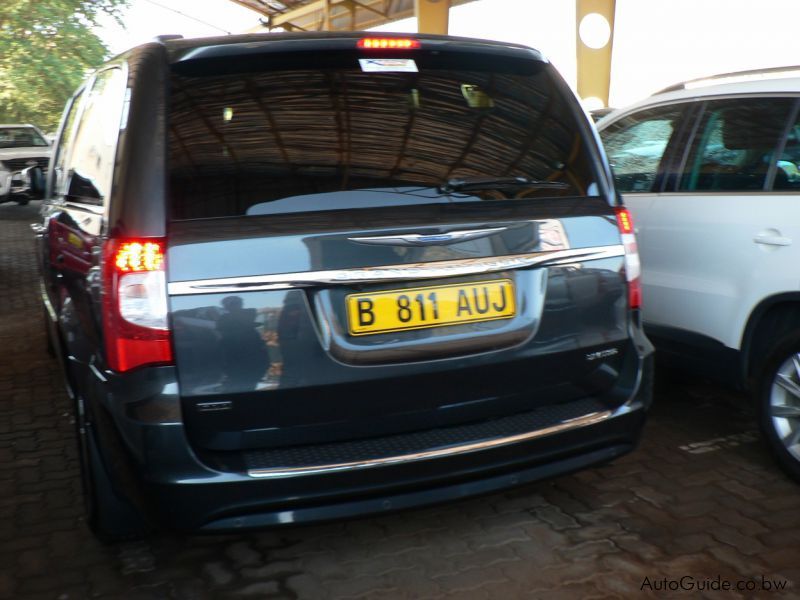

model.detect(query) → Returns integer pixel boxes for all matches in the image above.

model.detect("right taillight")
[615,207,642,310]
[102,238,173,373]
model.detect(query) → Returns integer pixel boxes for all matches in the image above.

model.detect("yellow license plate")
[346,279,516,336]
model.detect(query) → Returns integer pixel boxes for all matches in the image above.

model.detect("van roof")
[159,31,546,65]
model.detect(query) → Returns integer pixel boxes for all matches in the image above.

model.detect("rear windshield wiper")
[438,176,570,194]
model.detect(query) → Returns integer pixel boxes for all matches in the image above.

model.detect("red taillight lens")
[615,207,642,310]
[102,238,173,373]
[628,277,642,311]
[357,38,420,49]
[114,241,164,272]
[615,208,633,234]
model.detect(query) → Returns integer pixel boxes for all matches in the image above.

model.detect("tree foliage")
[0,0,128,131]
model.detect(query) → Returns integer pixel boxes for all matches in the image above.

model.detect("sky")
[95,0,263,51]
[95,0,800,109]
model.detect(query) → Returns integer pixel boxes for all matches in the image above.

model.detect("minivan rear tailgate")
[167,200,629,451]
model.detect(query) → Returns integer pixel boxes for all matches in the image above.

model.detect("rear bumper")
[164,399,646,532]
[93,331,654,533]
[204,446,633,531]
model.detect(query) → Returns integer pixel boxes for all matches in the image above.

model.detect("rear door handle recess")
[754,233,792,247]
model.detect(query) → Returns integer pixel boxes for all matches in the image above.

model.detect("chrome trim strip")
[247,409,614,479]
[349,226,509,247]
[64,201,105,215]
[168,244,623,296]
[89,360,108,384]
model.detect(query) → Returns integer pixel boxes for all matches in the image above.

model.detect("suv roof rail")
[655,64,800,95]
[153,34,184,44]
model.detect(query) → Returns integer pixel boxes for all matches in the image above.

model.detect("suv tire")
[757,332,800,482]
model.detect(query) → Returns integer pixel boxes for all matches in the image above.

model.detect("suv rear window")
[0,127,48,148]
[168,51,599,219]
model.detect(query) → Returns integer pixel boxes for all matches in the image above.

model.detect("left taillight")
[102,238,173,373]
[615,207,642,310]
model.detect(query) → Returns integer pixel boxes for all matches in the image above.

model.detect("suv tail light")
[102,238,173,372]
[615,207,642,310]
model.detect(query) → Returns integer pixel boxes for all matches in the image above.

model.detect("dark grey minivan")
[35,32,653,539]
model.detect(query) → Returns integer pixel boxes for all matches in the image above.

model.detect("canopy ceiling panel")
[231,0,474,32]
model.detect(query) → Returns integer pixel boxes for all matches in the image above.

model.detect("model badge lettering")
[197,401,233,412]
[586,348,619,361]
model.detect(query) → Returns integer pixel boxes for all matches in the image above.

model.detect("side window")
[678,98,794,192]
[774,108,800,190]
[601,105,684,193]
[63,67,127,205]
[51,90,84,197]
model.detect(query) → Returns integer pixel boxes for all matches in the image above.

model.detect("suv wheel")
[75,397,146,541]
[757,333,800,482]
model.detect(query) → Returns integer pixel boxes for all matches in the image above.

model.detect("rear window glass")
[0,127,48,148]
[168,51,599,219]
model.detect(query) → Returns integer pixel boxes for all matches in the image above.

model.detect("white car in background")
[0,124,51,205]
[597,68,800,481]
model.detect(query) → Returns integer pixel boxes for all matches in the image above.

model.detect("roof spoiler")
[153,34,184,44]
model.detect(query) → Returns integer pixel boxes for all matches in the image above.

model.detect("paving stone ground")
[2,201,800,599]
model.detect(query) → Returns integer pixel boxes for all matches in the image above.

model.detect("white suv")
[0,124,51,205]
[598,68,800,481]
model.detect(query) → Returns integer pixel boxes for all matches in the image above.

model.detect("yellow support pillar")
[576,0,616,108]
[415,0,450,34]
[322,0,332,30]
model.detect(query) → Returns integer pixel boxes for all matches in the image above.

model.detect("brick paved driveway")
[2,202,800,599]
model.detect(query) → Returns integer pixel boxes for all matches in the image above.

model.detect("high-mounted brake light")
[102,238,173,373]
[357,38,420,50]
[615,207,642,310]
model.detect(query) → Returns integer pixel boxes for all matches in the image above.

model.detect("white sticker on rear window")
[359,58,418,73]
